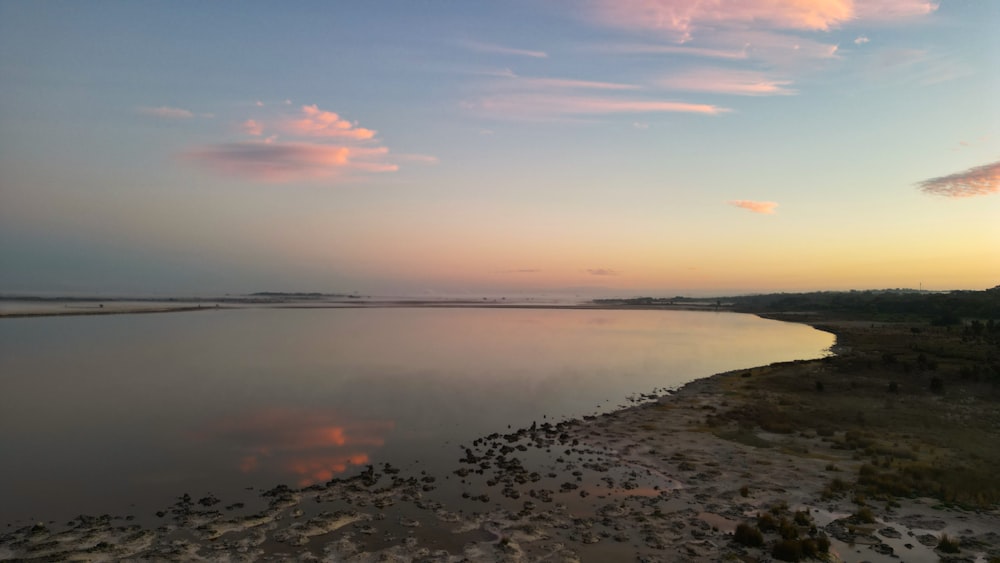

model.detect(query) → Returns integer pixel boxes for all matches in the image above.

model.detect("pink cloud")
[183,103,398,184]
[139,106,195,119]
[586,0,936,38]
[580,1,934,72]
[916,161,1000,198]
[586,0,854,38]
[855,0,938,20]
[727,200,778,214]
[284,104,376,139]
[242,119,263,136]
[659,69,795,95]
[185,141,396,182]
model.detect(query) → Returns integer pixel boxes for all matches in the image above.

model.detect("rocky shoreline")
[2,319,998,562]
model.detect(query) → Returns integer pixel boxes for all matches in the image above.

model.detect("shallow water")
[0,306,832,526]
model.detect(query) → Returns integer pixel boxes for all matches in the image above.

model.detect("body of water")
[0,306,833,525]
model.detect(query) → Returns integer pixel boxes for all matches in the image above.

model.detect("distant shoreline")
[0,297,730,319]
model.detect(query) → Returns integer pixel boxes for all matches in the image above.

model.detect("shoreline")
[1,313,997,561]
[0,296,730,319]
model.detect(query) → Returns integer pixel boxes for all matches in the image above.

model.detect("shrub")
[772,539,804,562]
[800,538,820,558]
[855,506,876,524]
[769,500,789,514]
[937,533,960,553]
[733,522,764,547]
[778,518,799,540]
[816,533,831,553]
[793,510,811,526]
[757,512,778,532]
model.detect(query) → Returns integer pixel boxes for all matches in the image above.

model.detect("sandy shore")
[1,316,997,562]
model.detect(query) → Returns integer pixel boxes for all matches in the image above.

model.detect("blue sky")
[1,1,997,296]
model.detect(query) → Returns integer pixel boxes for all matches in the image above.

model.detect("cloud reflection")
[200,408,394,486]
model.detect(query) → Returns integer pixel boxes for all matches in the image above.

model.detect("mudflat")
[1,313,998,562]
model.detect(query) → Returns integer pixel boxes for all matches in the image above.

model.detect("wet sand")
[1,310,997,562]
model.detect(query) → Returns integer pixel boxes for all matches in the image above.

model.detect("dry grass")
[711,317,1000,508]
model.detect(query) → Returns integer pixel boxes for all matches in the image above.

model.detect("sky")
[1,0,998,298]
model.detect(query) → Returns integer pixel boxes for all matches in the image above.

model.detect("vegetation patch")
[937,533,961,554]
[714,429,773,448]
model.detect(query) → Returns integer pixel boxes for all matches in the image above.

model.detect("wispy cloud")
[864,48,971,85]
[466,71,728,120]
[854,36,871,45]
[587,268,619,276]
[586,0,845,41]
[463,40,548,59]
[585,0,936,38]
[658,69,796,96]
[916,161,1000,198]
[139,106,198,119]
[733,30,840,66]
[951,136,991,152]
[395,153,440,165]
[854,0,938,20]
[580,1,933,73]
[469,94,728,119]
[519,77,641,91]
[593,43,748,60]
[727,200,778,214]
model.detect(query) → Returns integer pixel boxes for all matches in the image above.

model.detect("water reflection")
[0,308,832,524]
[199,408,394,486]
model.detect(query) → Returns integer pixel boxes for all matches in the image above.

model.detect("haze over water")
[0,307,833,526]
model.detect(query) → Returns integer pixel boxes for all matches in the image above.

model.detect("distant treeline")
[600,286,1000,324]
[728,287,1000,323]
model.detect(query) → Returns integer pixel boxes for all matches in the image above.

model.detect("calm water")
[0,307,833,525]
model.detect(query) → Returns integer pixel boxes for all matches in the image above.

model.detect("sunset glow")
[0,2,996,296]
